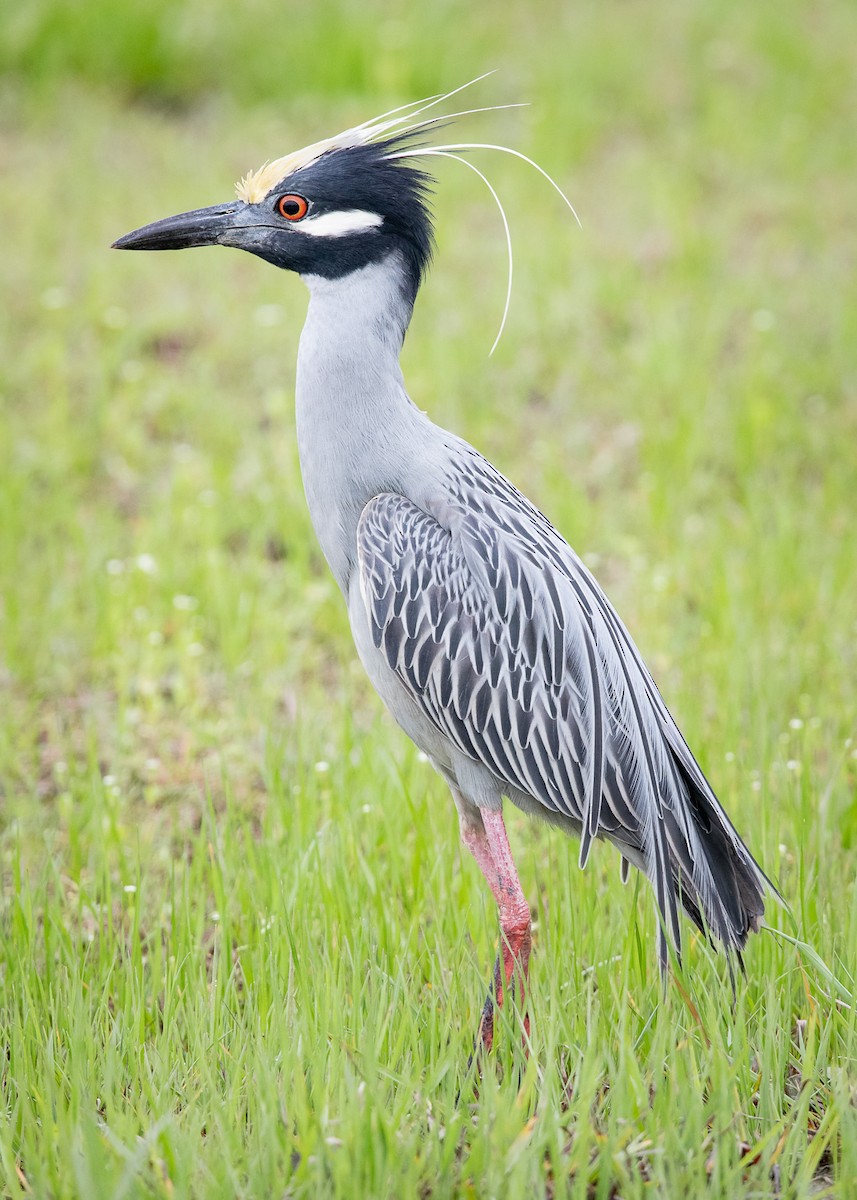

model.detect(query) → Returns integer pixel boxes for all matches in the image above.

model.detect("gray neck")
[295,254,430,592]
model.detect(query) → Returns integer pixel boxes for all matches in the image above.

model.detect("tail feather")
[670,754,769,953]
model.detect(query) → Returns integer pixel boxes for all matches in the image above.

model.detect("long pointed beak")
[112,201,248,251]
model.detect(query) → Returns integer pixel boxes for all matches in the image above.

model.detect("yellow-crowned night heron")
[114,86,773,1049]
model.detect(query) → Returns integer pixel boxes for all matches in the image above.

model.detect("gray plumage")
[114,102,772,1000]
[302,262,767,973]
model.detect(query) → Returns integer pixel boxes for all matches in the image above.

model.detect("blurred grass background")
[1,0,856,1196]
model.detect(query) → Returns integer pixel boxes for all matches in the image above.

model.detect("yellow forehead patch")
[235,127,368,204]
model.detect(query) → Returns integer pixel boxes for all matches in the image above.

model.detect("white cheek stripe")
[299,209,384,238]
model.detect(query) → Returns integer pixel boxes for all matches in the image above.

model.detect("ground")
[1,1,856,1196]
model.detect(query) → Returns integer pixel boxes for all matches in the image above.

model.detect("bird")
[114,82,774,1051]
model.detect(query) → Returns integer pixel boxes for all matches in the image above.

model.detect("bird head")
[113,79,578,348]
[113,121,435,307]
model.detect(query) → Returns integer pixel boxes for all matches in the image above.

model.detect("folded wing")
[356,450,769,968]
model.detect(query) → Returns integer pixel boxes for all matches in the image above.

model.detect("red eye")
[277,193,309,221]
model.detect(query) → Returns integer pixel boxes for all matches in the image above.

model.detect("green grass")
[2,0,857,1195]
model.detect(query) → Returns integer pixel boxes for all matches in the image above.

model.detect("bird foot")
[468,955,530,1066]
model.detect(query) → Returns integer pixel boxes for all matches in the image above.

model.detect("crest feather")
[234,73,505,204]
[236,128,370,203]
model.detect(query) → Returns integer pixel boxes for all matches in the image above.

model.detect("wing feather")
[355,444,769,965]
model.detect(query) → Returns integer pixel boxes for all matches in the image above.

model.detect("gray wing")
[357,493,607,841]
[356,453,768,966]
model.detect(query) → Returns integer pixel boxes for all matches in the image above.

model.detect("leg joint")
[500,896,532,938]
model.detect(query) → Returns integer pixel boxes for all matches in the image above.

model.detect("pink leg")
[459,807,532,1052]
